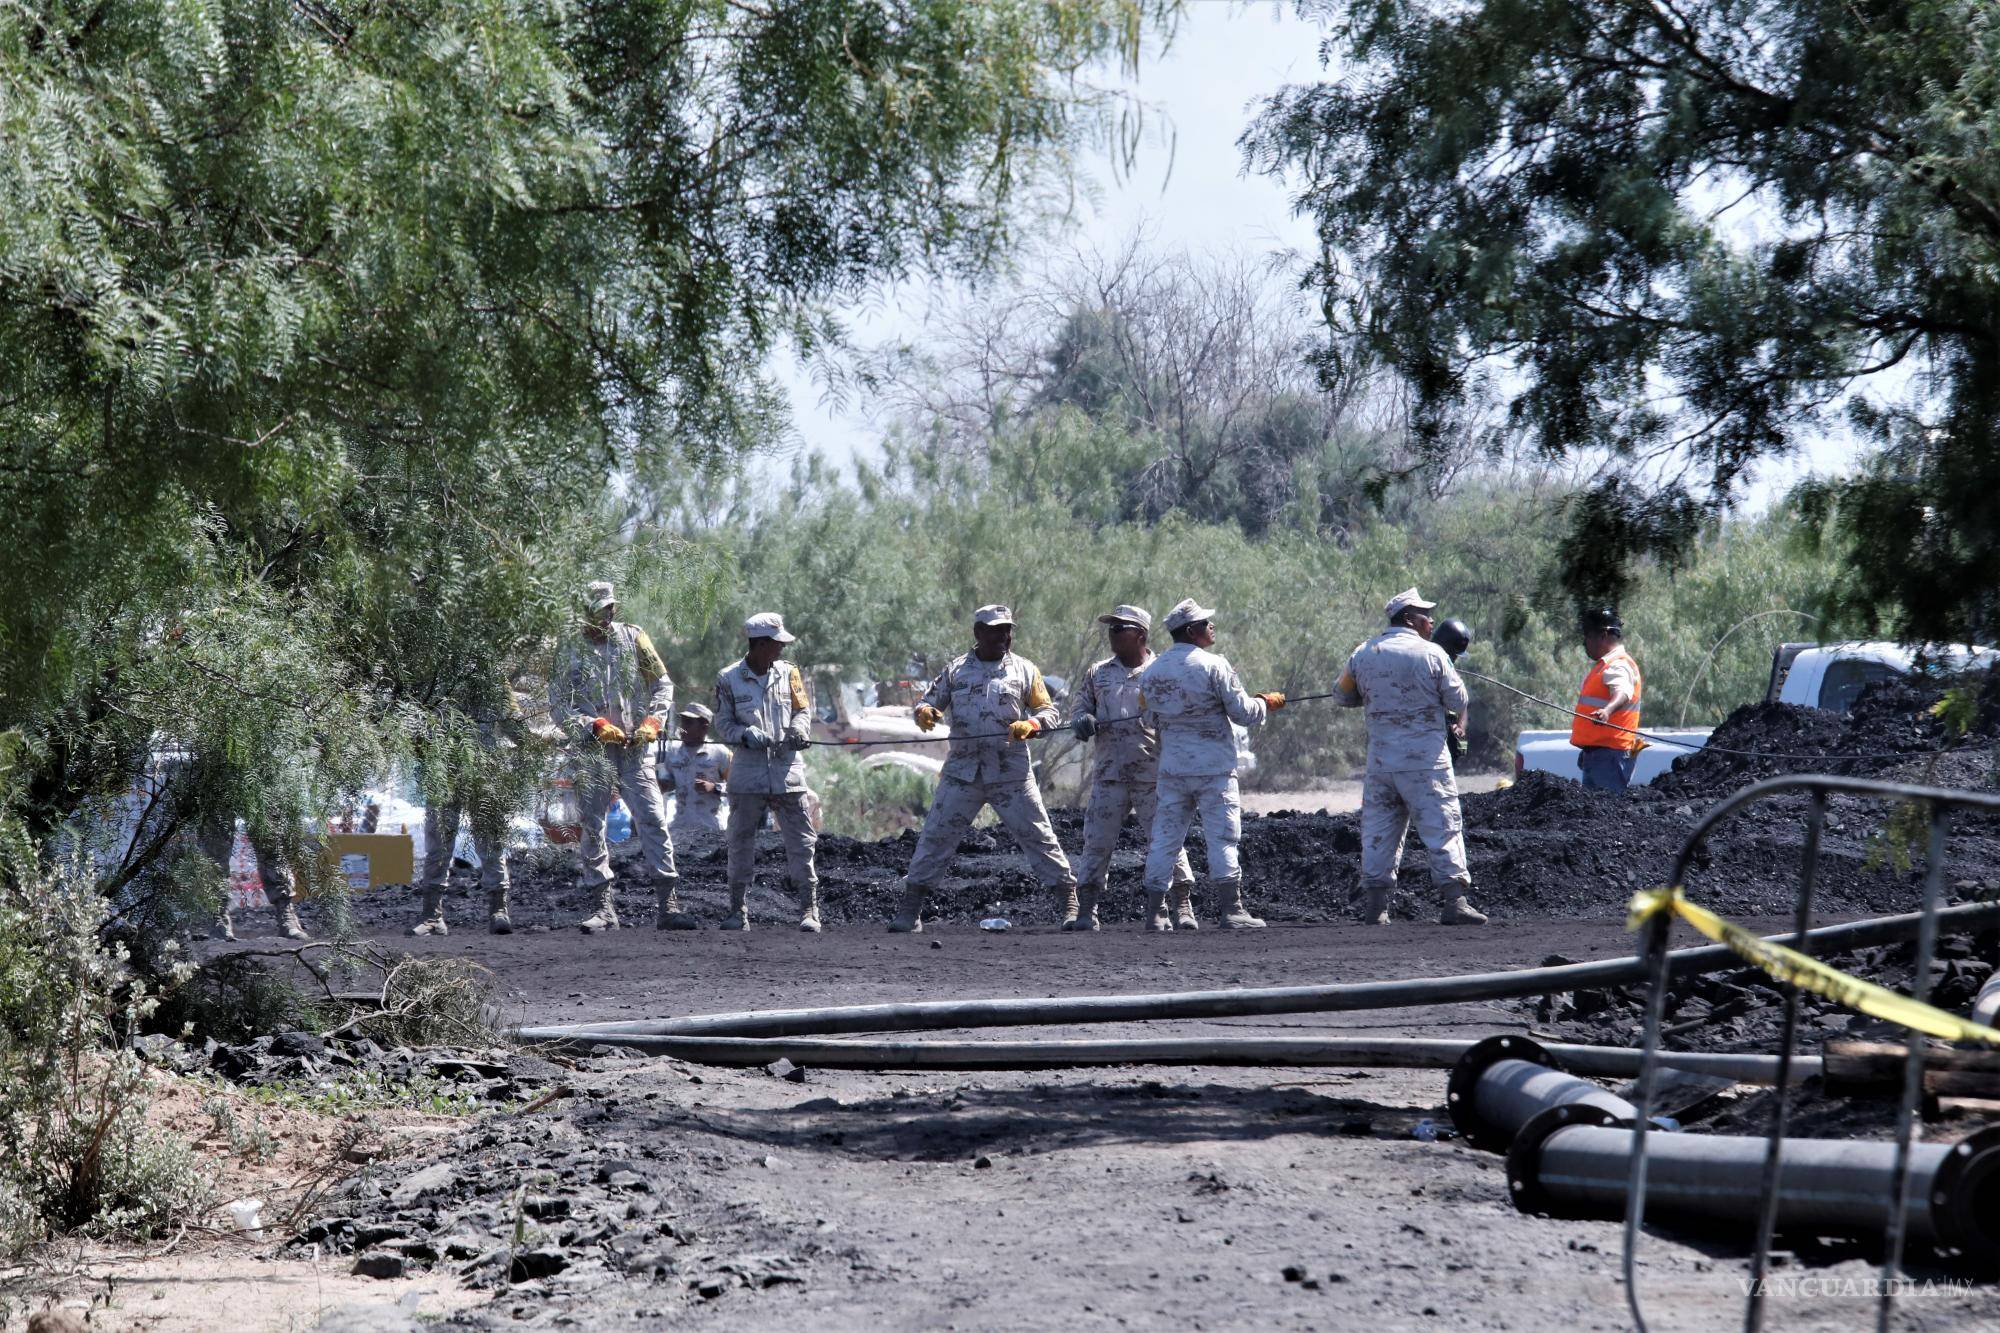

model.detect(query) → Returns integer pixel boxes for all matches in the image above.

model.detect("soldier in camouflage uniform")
[888,605,1075,933]
[410,673,525,937]
[662,701,731,857]
[197,814,308,941]
[712,613,821,932]
[1137,599,1283,930]
[547,580,687,932]
[1068,604,1192,932]
[1336,587,1487,926]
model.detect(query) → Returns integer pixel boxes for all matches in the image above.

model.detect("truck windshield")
[1818,659,1903,714]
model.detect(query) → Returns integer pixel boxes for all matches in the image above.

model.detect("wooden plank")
[1923,1068,2000,1099]
[1824,1040,2000,1094]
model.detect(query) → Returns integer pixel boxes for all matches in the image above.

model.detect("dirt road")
[245,914,1997,1331]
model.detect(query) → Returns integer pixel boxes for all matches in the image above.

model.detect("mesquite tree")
[0,0,1177,892]
[1247,0,2000,635]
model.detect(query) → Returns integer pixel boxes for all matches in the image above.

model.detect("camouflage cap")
[1384,587,1437,621]
[1096,604,1153,631]
[1162,599,1216,632]
[744,611,795,643]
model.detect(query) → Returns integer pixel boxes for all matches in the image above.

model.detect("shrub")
[809,750,939,841]
[0,852,212,1256]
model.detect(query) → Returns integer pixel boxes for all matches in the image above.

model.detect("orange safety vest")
[1570,646,1644,752]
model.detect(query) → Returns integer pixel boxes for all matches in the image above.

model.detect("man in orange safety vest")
[1571,608,1643,792]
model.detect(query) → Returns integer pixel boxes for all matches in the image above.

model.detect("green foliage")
[641,430,1861,787]
[221,1069,507,1119]
[811,751,938,841]
[162,946,331,1045]
[1246,0,2000,637]
[0,0,1181,936]
[0,853,211,1256]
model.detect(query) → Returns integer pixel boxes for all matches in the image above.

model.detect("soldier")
[712,613,820,931]
[888,605,1075,933]
[1337,587,1487,926]
[662,701,731,855]
[198,814,308,941]
[1137,599,1282,930]
[547,580,690,932]
[1068,604,1193,932]
[410,674,525,937]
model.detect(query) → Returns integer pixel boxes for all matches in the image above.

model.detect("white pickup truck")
[1514,641,1995,786]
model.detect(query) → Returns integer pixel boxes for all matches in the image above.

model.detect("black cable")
[813,692,1338,747]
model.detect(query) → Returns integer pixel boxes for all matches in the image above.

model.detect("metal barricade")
[1622,775,2000,1333]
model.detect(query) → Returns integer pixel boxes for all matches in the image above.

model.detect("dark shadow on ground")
[575,1079,1434,1161]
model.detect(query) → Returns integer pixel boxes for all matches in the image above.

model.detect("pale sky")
[766,0,1860,508]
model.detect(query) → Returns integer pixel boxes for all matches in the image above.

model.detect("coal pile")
[1650,675,1999,800]
[286,1066,823,1310]
[132,1027,567,1104]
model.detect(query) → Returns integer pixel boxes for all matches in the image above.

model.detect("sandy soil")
[6,1248,477,1333]
[2,1072,481,1332]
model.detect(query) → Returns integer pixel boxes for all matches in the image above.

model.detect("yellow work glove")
[914,704,942,732]
[591,717,627,745]
[1007,720,1039,742]
[632,716,662,744]
[1257,692,1287,711]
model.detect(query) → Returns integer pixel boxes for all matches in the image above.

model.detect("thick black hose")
[518,1031,1817,1083]
[1520,1121,2000,1262]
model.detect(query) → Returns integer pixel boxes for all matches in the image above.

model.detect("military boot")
[407,889,449,937]
[1058,882,1081,930]
[1172,882,1200,932]
[1360,882,1392,926]
[1147,888,1174,932]
[1068,887,1101,932]
[578,882,621,933]
[271,892,310,941]
[209,908,238,943]
[487,887,514,935]
[1440,884,1488,926]
[888,883,928,934]
[654,876,701,931]
[796,882,823,934]
[1218,877,1265,929]
[719,883,751,931]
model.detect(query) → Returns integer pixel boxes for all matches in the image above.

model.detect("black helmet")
[1434,618,1473,659]
[1580,607,1624,635]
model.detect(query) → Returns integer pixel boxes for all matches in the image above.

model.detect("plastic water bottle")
[1412,1119,1442,1142]
[607,798,633,844]
[979,917,1012,932]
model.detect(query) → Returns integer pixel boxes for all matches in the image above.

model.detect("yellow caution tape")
[1627,887,2000,1046]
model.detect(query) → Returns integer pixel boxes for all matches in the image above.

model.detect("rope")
[810,691,1342,747]
[1457,668,1956,765]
